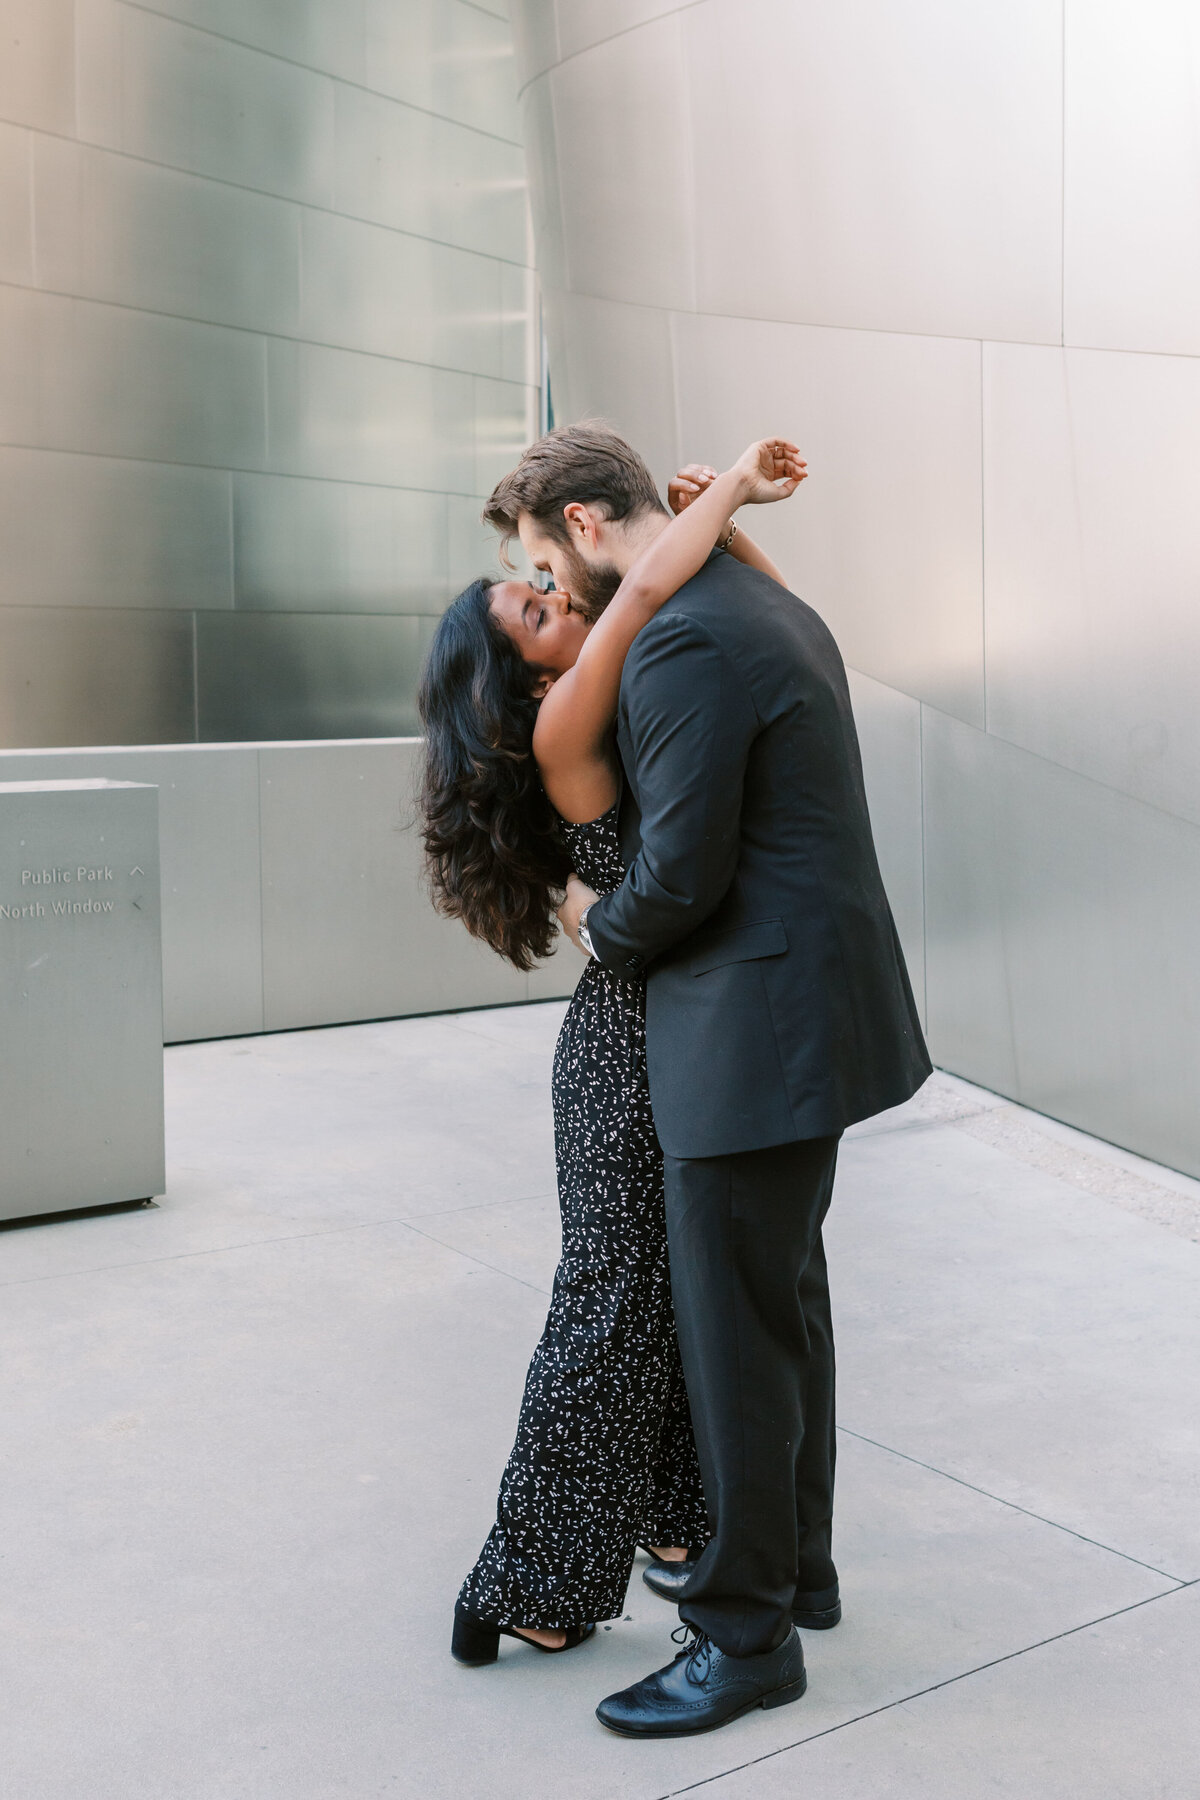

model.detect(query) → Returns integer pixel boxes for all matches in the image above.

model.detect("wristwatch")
[577,904,597,960]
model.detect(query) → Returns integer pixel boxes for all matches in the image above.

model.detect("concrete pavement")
[2,1001,1197,1798]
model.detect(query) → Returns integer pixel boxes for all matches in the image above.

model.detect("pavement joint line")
[651,1580,1200,1800]
[0,1209,549,1294]
[397,1189,557,1223]
[838,1426,1192,1584]
[399,1218,552,1297]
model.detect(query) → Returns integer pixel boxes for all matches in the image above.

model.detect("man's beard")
[559,544,623,624]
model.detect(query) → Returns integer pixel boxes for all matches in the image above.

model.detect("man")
[483,424,931,1737]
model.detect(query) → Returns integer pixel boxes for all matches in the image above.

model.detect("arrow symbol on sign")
[130,867,144,876]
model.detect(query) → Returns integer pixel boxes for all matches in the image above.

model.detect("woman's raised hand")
[668,463,720,515]
[732,438,807,504]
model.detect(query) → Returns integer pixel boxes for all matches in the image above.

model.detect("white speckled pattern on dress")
[458,805,708,1628]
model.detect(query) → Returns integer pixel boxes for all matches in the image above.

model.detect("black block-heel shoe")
[451,1603,595,1666]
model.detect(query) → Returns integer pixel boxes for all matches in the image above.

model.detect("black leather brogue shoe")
[640,1547,699,1603]
[595,1625,806,1738]
[792,1583,841,1630]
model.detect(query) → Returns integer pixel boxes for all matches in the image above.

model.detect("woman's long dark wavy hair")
[418,578,572,971]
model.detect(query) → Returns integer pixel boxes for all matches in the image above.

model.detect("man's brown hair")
[483,421,667,563]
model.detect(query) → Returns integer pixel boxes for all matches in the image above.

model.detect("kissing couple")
[418,424,930,1737]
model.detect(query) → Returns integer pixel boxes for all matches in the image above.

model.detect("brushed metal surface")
[298,209,507,377]
[474,375,538,497]
[923,708,1200,1179]
[847,668,926,1025]
[0,122,33,284]
[546,17,696,311]
[447,493,506,594]
[509,0,559,85]
[0,609,196,748]
[0,745,265,1043]
[33,136,302,336]
[1066,0,1200,356]
[136,0,368,82]
[333,81,527,260]
[234,475,448,615]
[366,0,521,141]
[0,779,164,1217]
[542,287,678,492]
[258,740,527,1030]
[517,69,567,292]
[0,285,268,469]
[983,342,1200,826]
[0,0,74,132]
[77,0,337,207]
[682,0,1061,342]
[196,612,435,742]
[0,448,232,610]
[671,308,985,725]
[553,0,683,63]
[264,335,474,490]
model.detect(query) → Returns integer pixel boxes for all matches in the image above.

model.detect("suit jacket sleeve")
[584,613,758,974]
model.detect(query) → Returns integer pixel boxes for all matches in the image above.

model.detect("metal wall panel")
[76,0,337,206]
[297,210,507,377]
[0,745,264,1041]
[0,448,232,610]
[0,0,75,132]
[33,137,302,336]
[0,779,165,1217]
[547,18,695,311]
[683,0,1061,343]
[509,0,558,84]
[264,335,474,490]
[544,288,679,493]
[257,740,527,1030]
[517,71,567,292]
[1065,0,1200,357]
[924,707,1200,1178]
[365,0,521,142]
[0,123,33,284]
[983,342,1200,827]
[473,376,538,496]
[333,82,527,260]
[0,609,196,748]
[196,612,435,742]
[135,0,368,82]
[670,308,985,726]
[553,0,682,62]
[0,285,268,469]
[446,493,504,594]
[847,669,926,1025]
[233,475,448,615]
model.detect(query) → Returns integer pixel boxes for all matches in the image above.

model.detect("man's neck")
[606,508,671,575]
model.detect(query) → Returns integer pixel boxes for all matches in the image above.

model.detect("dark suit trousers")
[664,1135,840,1657]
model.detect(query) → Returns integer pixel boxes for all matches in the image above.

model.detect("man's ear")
[562,501,599,548]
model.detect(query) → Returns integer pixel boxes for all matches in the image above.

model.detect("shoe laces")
[670,1623,714,1685]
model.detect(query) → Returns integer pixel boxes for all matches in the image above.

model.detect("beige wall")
[513,0,1200,1177]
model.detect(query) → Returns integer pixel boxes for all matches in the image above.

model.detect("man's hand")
[732,437,807,504]
[558,873,600,956]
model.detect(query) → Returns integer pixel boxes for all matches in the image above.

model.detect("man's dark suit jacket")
[584,549,932,1161]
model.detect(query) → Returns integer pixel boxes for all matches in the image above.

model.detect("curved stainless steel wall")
[0,0,534,745]
[513,0,1200,1176]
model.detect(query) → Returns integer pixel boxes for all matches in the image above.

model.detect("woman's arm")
[669,463,790,586]
[533,439,804,819]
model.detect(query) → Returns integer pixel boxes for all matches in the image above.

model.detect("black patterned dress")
[458,805,708,1628]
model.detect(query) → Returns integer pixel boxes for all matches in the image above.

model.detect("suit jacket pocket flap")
[690,918,788,976]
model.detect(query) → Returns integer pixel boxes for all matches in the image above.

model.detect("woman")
[418,438,805,1665]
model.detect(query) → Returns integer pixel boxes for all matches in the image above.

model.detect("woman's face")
[488,581,590,689]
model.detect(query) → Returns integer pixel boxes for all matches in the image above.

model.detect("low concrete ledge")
[0,742,578,1044]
